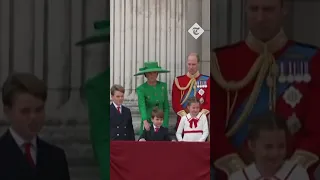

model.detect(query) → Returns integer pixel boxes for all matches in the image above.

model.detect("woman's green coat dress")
[134,61,170,135]
[136,81,170,135]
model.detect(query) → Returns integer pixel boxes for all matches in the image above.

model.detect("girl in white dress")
[229,111,309,180]
[176,97,209,142]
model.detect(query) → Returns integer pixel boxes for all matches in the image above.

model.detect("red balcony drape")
[110,141,210,180]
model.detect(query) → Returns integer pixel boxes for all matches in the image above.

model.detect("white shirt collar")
[245,163,261,179]
[9,127,37,148]
[186,113,201,119]
[274,161,296,179]
[113,102,121,109]
[245,161,295,179]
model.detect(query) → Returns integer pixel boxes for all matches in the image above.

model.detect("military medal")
[199,97,204,104]
[294,62,303,83]
[283,86,302,108]
[198,89,204,96]
[287,61,294,83]
[303,62,311,83]
[287,113,301,135]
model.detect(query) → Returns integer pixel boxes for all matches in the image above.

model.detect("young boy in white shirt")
[229,111,309,180]
[176,97,209,142]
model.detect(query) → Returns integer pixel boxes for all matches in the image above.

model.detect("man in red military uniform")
[211,0,320,179]
[172,53,210,130]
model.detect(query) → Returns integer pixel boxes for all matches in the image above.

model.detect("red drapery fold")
[110,141,210,180]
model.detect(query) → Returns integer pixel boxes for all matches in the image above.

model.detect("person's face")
[145,72,158,82]
[246,0,285,41]
[4,93,45,140]
[187,55,199,75]
[152,116,163,127]
[111,90,124,106]
[187,102,200,116]
[249,129,286,171]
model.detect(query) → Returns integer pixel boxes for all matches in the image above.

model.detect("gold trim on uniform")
[290,150,319,169]
[200,109,210,115]
[214,153,245,177]
[177,110,187,117]
[211,30,288,137]
[174,71,200,91]
[174,71,201,105]
[186,71,200,79]
[246,29,288,54]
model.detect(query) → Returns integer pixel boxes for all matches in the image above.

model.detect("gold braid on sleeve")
[174,77,197,105]
[211,46,278,137]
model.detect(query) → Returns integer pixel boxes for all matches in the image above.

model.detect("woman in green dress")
[76,20,109,180]
[134,61,170,135]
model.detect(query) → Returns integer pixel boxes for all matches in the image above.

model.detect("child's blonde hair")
[187,97,200,106]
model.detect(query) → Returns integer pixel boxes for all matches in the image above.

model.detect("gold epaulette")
[214,153,245,177]
[200,109,210,115]
[177,110,187,117]
[290,150,319,169]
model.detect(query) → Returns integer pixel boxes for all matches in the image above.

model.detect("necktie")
[24,143,35,167]
[117,106,121,113]
[155,128,159,132]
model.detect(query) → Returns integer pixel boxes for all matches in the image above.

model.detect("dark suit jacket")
[0,130,70,180]
[110,104,135,140]
[139,126,171,141]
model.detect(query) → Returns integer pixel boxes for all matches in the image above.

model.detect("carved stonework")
[110,0,188,101]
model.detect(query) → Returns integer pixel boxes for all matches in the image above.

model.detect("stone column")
[110,0,203,131]
[110,0,187,101]
[200,0,211,75]
[185,0,202,57]
[0,0,108,179]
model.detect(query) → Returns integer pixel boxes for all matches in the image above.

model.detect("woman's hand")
[143,120,150,131]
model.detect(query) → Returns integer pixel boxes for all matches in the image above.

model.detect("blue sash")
[181,75,209,108]
[229,44,317,147]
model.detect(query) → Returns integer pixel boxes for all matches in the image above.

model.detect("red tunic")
[211,40,320,180]
[171,72,210,128]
